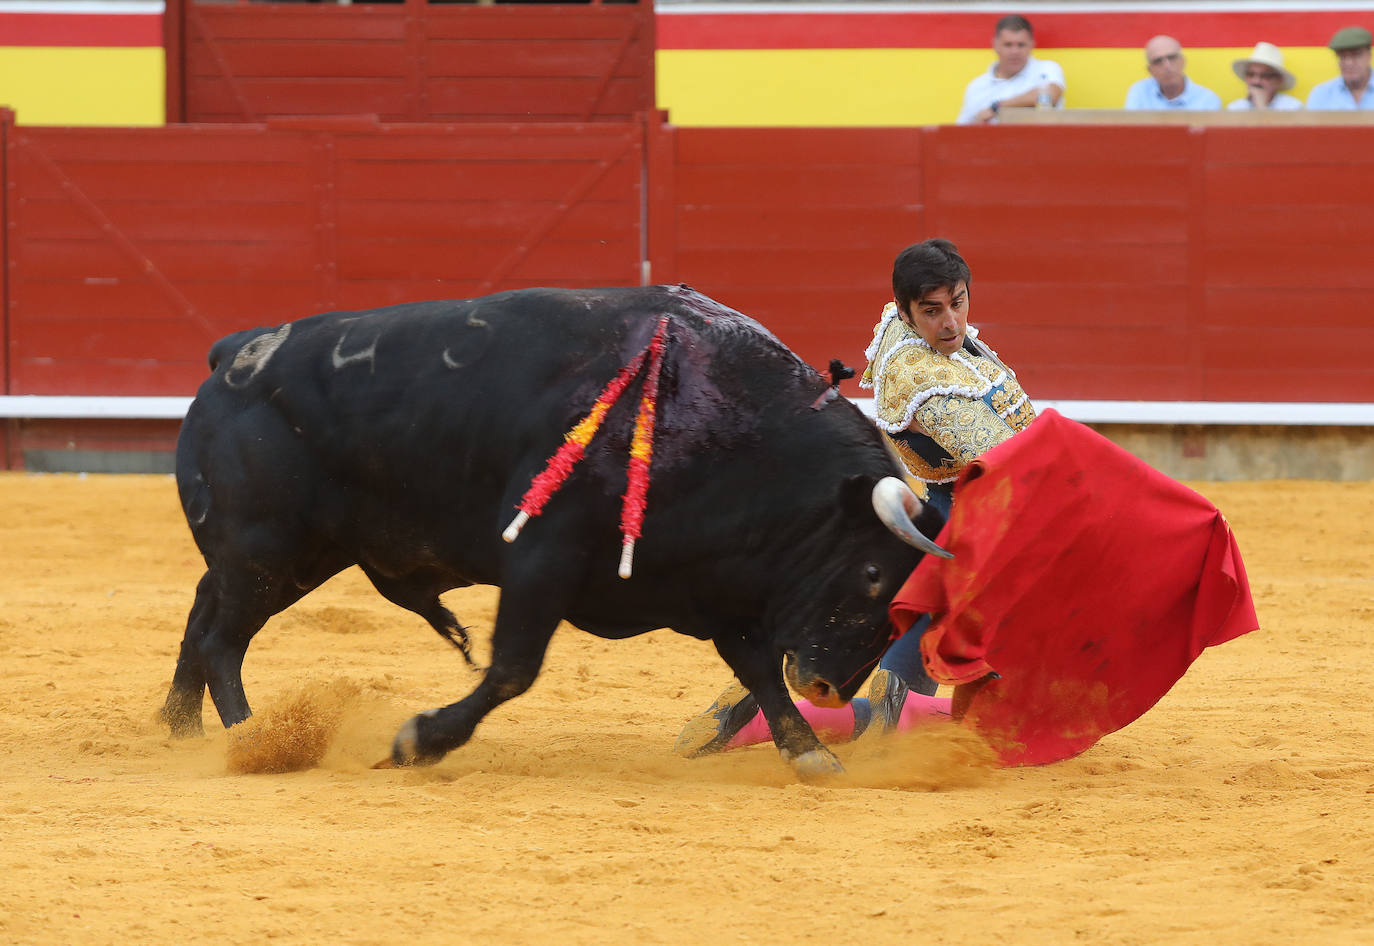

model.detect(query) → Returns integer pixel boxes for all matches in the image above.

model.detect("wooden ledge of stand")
[998,108,1374,125]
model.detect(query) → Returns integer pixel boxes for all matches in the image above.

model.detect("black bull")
[160,286,948,778]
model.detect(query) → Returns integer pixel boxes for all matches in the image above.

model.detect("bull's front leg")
[384,552,574,768]
[712,630,844,782]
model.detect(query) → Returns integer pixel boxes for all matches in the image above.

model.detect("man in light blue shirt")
[1307,26,1374,110]
[1124,35,1222,110]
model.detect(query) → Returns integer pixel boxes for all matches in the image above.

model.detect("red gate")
[165,0,656,124]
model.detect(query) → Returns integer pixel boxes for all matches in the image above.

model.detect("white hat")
[1232,42,1296,91]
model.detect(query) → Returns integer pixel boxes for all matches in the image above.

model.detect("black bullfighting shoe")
[673,680,759,757]
[855,669,910,740]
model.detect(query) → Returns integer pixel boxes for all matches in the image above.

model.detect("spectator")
[1307,26,1374,109]
[1124,35,1222,109]
[955,15,1065,125]
[1228,42,1302,110]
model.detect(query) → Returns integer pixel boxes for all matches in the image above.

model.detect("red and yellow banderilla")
[502,316,671,579]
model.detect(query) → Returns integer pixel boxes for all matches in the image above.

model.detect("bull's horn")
[871,477,953,559]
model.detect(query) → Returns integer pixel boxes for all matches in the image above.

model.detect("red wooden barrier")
[649,123,1374,404]
[5,114,1373,460]
[168,0,655,124]
[4,116,643,396]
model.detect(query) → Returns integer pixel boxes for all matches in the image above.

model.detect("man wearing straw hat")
[1227,42,1302,110]
[1308,26,1374,109]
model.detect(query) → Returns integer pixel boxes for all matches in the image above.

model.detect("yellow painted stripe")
[657,46,1347,126]
[1,46,163,126]
[0,43,1348,128]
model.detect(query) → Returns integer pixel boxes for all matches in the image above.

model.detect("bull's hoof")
[163,714,206,739]
[672,680,757,758]
[158,698,206,739]
[387,712,444,767]
[789,747,845,783]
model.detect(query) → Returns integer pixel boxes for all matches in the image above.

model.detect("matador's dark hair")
[892,239,972,316]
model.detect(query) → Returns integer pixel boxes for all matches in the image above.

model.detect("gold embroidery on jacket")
[887,435,961,485]
[861,304,1035,483]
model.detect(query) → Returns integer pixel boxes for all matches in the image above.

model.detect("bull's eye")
[864,564,882,596]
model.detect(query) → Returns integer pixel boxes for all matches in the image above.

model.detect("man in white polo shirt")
[1124,35,1222,110]
[956,15,1065,125]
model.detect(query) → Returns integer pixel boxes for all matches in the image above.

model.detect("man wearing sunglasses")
[1227,42,1302,111]
[1124,35,1221,110]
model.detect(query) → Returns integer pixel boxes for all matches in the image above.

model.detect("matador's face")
[901,281,969,357]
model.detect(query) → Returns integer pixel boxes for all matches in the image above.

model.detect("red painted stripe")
[657,11,1374,50]
[0,12,162,48]
[8,7,1374,52]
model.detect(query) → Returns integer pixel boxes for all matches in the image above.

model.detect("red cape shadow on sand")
[891,409,1259,766]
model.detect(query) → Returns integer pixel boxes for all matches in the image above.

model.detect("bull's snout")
[783,652,845,709]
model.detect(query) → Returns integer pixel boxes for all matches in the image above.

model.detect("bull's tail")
[359,566,485,672]
[434,620,481,671]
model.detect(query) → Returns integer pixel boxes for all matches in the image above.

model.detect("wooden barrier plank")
[676,165,921,207]
[949,204,1189,245]
[1206,245,1374,290]
[676,206,918,251]
[335,237,638,282]
[333,159,635,202]
[1205,287,1371,332]
[426,78,648,120]
[1200,205,1374,244]
[11,315,211,362]
[187,78,413,122]
[974,284,1174,331]
[187,43,415,78]
[18,199,315,243]
[674,127,923,166]
[190,7,409,42]
[10,357,209,397]
[18,239,315,283]
[930,125,1194,165]
[423,9,651,42]
[338,199,637,243]
[428,41,645,78]
[17,279,317,325]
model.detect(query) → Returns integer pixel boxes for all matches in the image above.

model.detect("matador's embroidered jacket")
[860,302,1035,485]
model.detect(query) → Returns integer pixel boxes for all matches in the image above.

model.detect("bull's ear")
[839,474,878,516]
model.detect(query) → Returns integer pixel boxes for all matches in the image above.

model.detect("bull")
[159,286,949,779]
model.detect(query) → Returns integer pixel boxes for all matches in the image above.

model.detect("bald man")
[1124,35,1222,109]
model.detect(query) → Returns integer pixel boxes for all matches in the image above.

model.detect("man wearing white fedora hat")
[1228,42,1303,110]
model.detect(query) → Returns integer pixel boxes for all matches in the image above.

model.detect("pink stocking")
[725,693,952,749]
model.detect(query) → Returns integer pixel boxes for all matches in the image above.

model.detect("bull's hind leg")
[160,571,218,737]
[386,569,568,767]
[163,559,343,735]
[161,567,276,733]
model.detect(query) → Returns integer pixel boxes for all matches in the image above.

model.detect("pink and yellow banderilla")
[502,316,671,579]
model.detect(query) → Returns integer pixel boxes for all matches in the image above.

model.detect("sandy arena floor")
[0,473,1371,945]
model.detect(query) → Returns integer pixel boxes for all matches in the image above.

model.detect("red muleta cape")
[891,409,1259,766]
